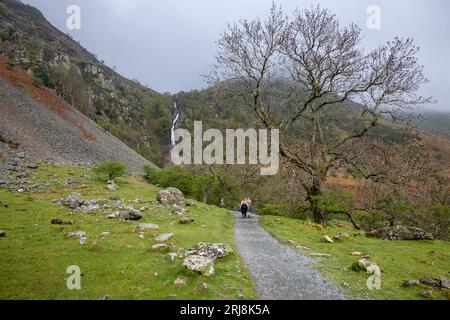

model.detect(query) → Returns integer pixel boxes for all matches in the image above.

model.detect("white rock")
[183,255,215,276]
[107,180,119,191]
[154,233,174,242]
[137,223,160,230]
[174,277,186,286]
[168,253,178,262]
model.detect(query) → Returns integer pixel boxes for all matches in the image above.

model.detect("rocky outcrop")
[156,188,185,206]
[53,193,106,213]
[368,226,434,241]
[185,242,233,260]
[107,206,142,221]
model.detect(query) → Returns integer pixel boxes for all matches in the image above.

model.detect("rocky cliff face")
[0,0,172,166]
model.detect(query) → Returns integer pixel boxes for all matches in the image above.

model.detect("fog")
[24,0,450,110]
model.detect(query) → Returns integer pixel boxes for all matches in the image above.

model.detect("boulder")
[154,233,174,242]
[352,258,380,275]
[183,255,215,276]
[439,276,450,289]
[167,252,178,262]
[174,277,187,286]
[51,219,63,225]
[311,223,324,230]
[107,180,119,191]
[185,242,233,260]
[368,226,433,241]
[67,231,88,244]
[67,231,86,239]
[137,223,160,230]
[403,279,420,287]
[179,216,194,225]
[172,204,186,215]
[152,244,169,252]
[351,252,363,256]
[27,163,38,169]
[156,188,185,206]
[419,290,433,298]
[419,276,440,287]
[198,283,208,291]
[322,235,334,243]
[108,206,142,221]
[334,232,351,240]
[54,193,84,209]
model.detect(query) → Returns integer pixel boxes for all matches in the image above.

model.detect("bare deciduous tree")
[210,4,431,225]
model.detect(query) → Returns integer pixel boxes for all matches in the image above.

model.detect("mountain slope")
[0,56,155,173]
[0,0,172,166]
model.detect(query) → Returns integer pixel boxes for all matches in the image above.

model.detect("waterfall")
[171,102,180,147]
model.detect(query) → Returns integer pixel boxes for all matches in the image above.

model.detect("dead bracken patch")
[0,55,96,141]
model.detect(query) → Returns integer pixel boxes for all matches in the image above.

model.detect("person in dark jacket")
[240,200,249,219]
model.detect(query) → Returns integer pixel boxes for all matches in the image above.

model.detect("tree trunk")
[308,176,327,225]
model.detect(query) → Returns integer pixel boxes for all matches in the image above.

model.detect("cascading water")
[171,102,180,147]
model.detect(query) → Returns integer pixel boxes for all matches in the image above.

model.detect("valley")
[0,0,449,302]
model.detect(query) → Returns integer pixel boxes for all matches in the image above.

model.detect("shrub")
[258,203,286,216]
[144,166,195,196]
[32,67,52,88]
[92,161,127,181]
[0,28,10,41]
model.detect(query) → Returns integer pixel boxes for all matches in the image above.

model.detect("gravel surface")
[0,77,155,174]
[232,212,345,300]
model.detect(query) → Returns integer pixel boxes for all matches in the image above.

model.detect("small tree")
[93,161,127,181]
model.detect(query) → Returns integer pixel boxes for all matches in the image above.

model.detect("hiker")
[245,197,252,217]
[240,199,249,219]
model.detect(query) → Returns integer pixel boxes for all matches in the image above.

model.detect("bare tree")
[211,4,431,225]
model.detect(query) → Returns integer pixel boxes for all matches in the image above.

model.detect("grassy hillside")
[0,163,255,299]
[260,215,450,300]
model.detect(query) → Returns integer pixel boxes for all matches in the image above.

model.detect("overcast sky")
[23,0,450,110]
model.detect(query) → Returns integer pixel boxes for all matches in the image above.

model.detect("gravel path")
[232,212,345,300]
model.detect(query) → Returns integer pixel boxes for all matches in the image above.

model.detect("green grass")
[0,163,255,300]
[260,215,450,300]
